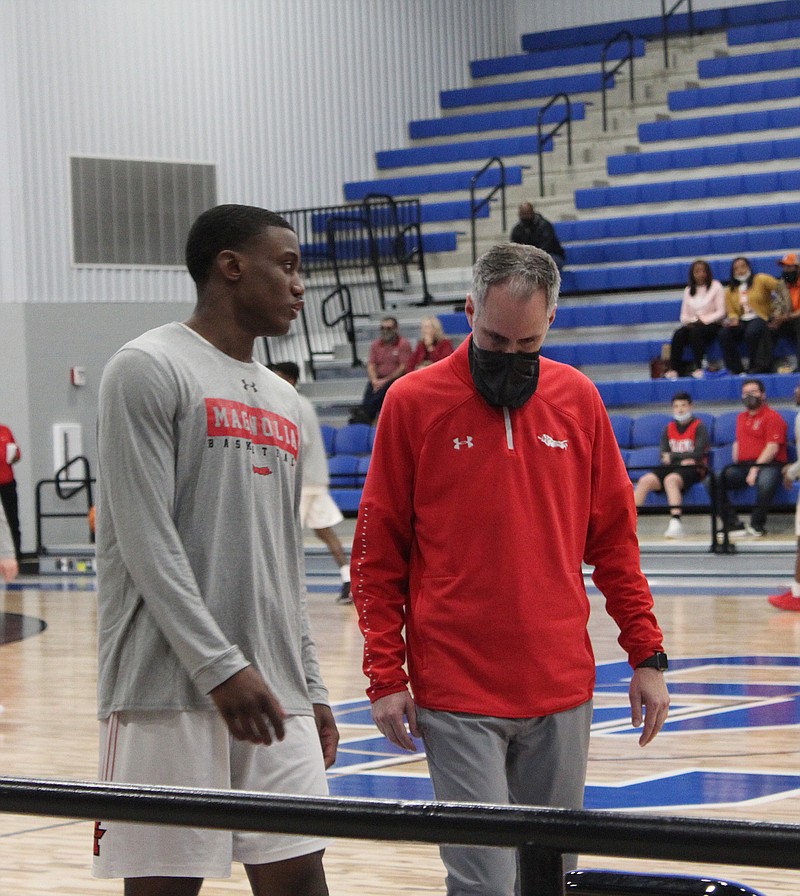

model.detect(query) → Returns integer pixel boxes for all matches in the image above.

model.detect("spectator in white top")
[665,260,726,379]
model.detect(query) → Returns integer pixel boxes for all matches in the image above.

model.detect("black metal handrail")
[662,0,695,68]
[275,199,433,379]
[35,455,95,555]
[537,93,573,198]
[601,29,635,132]
[470,156,507,265]
[362,193,433,306]
[0,777,791,896]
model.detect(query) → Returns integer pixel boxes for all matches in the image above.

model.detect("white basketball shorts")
[92,710,329,879]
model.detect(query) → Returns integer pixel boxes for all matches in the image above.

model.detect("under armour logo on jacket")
[453,436,474,449]
[242,380,258,391]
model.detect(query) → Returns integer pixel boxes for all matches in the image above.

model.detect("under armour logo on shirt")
[242,380,258,392]
[453,436,474,449]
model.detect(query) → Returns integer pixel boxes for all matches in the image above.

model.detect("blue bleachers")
[408,104,585,140]
[727,16,800,45]
[698,46,800,78]
[668,76,800,111]
[470,40,645,79]
[555,201,800,243]
[439,72,611,110]
[575,169,800,210]
[565,226,800,266]
[343,166,525,202]
[607,136,800,177]
[518,2,800,52]
[638,106,800,142]
[375,135,551,170]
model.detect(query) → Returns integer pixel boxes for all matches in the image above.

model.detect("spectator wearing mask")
[715,378,787,538]
[634,393,710,538]
[350,317,412,424]
[767,252,800,372]
[664,260,726,379]
[510,201,565,270]
[719,256,787,374]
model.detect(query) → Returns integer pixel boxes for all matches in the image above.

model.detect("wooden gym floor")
[1,527,800,895]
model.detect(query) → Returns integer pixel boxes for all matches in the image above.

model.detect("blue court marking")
[329,655,800,807]
[327,768,800,809]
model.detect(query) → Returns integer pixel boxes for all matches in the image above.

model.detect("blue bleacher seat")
[356,455,371,485]
[375,134,550,170]
[320,424,336,457]
[631,414,671,448]
[626,446,662,481]
[408,104,585,140]
[608,414,633,448]
[330,489,363,514]
[439,72,609,110]
[333,423,372,456]
[328,454,361,488]
[344,166,524,202]
[712,411,740,446]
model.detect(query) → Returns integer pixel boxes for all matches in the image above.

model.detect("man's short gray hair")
[471,243,560,315]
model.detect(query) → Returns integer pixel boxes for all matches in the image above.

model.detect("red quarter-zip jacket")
[352,338,664,717]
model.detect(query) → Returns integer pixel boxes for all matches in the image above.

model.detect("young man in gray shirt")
[93,205,338,896]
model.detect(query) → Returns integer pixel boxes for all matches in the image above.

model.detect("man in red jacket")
[352,243,669,895]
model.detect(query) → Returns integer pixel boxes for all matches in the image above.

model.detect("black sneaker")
[336,582,354,605]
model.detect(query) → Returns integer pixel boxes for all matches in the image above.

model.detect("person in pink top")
[665,259,726,379]
[406,316,454,373]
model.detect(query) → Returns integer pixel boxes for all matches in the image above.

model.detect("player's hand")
[371,690,420,752]
[629,667,670,747]
[210,665,287,745]
[313,703,340,768]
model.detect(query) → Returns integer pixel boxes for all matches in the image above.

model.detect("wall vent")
[70,156,216,267]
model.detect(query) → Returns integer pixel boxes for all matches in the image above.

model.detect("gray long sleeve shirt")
[96,322,328,718]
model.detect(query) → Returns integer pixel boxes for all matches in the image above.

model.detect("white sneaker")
[664,517,684,538]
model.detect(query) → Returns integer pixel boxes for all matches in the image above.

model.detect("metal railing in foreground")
[1,777,796,896]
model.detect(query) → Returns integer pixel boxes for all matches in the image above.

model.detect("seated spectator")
[768,385,800,611]
[510,201,565,270]
[634,392,710,538]
[714,378,787,538]
[665,260,725,379]
[350,316,412,424]
[767,252,800,373]
[719,256,788,375]
[406,316,454,373]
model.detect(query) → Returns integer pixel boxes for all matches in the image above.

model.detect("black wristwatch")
[637,651,668,671]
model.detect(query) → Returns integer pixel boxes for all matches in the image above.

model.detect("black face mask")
[468,338,540,408]
[742,395,762,411]
[783,270,798,285]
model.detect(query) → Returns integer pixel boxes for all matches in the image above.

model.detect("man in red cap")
[768,252,800,371]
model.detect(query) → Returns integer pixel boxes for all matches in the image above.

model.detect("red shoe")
[767,590,800,611]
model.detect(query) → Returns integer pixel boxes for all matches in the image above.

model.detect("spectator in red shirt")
[717,378,788,537]
[0,424,21,559]
[350,317,412,423]
[406,316,454,373]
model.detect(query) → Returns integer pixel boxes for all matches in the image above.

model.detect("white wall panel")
[5,0,517,304]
